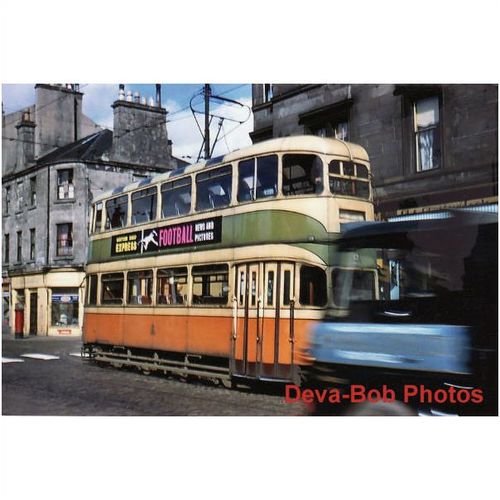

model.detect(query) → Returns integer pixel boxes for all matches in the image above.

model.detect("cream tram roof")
[94,135,369,203]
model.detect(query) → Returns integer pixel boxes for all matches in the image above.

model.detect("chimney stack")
[15,110,36,169]
[109,84,172,170]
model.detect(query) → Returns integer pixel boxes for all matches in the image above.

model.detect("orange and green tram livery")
[83,136,374,386]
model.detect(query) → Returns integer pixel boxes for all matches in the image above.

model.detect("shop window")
[131,187,157,224]
[101,273,124,305]
[105,195,128,229]
[414,96,441,171]
[51,288,79,326]
[299,265,327,306]
[192,264,229,305]
[157,267,188,305]
[162,177,192,218]
[196,166,232,211]
[57,169,74,199]
[237,155,278,202]
[127,270,153,305]
[56,223,73,256]
[282,154,323,196]
[87,275,98,305]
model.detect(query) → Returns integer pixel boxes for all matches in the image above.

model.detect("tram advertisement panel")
[111,216,222,256]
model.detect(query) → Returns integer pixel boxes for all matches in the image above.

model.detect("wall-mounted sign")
[52,294,79,303]
[111,216,222,257]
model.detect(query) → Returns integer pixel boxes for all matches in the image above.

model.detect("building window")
[105,195,128,229]
[5,186,11,214]
[29,177,37,206]
[263,84,273,103]
[4,234,9,263]
[56,223,73,256]
[131,187,157,225]
[16,231,22,262]
[414,96,441,171]
[30,228,35,260]
[16,181,23,212]
[57,169,74,199]
[51,288,79,327]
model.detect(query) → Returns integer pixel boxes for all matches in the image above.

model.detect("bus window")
[332,268,376,307]
[101,273,124,305]
[93,202,103,233]
[105,195,128,230]
[299,265,327,306]
[87,274,98,305]
[196,166,232,211]
[237,155,278,202]
[127,270,153,305]
[161,177,192,218]
[131,187,157,225]
[282,154,323,196]
[157,267,188,305]
[192,264,229,305]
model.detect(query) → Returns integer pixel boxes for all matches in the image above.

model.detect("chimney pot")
[134,91,140,103]
[149,97,155,107]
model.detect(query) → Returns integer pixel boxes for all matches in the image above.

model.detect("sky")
[1,83,254,163]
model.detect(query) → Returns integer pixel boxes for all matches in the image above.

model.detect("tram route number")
[111,217,222,256]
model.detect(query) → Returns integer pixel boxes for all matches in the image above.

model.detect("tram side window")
[127,270,153,305]
[299,265,327,306]
[282,154,323,196]
[192,264,229,305]
[93,202,103,233]
[105,195,128,230]
[196,166,232,211]
[237,155,278,202]
[101,273,124,305]
[157,267,188,305]
[131,187,157,225]
[329,161,370,199]
[162,177,192,218]
[87,274,98,305]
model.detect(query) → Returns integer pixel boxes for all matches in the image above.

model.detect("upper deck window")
[329,161,370,199]
[131,187,157,225]
[237,155,278,202]
[93,202,103,233]
[162,177,192,218]
[282,154,323,196]
[196,166,232,211]
[105,195,128,230]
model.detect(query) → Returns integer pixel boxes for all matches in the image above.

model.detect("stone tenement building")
[2,83,187,336]
[251,84,498,218]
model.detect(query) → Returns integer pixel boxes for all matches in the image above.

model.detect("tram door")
[232,262,296,381]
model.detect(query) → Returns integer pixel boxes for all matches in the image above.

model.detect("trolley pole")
[204,84,211,159]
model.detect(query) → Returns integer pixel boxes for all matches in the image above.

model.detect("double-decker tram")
[83,136,373,386]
